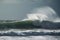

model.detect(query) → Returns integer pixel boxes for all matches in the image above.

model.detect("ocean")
[0,29,60,40]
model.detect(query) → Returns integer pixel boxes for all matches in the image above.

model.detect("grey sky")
[0,0,59,20]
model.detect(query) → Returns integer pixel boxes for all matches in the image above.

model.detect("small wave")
[0,29,60,36]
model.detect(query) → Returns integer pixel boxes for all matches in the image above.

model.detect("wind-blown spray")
[23,6,59,22]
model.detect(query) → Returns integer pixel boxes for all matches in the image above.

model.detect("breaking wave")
[0,6,59,37]
[23,6,60,22]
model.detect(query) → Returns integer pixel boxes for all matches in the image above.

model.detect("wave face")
[23,6,59,22]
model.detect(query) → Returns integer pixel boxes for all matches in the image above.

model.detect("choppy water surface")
[0,29,60,40]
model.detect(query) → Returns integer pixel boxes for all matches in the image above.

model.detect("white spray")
[23,6,60,22]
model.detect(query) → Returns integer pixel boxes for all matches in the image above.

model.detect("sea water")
[0,29,60,40]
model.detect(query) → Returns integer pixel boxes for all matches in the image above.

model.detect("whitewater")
[0,29,60,40]
[0,6,60,40]
[23,6,60,22]
[0,36,60,40]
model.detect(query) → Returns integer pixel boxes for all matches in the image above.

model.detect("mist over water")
[23,6,60,22]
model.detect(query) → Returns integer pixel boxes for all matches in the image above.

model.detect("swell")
[0,20,60,29]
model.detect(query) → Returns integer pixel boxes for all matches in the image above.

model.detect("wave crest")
[23,6,59,22]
